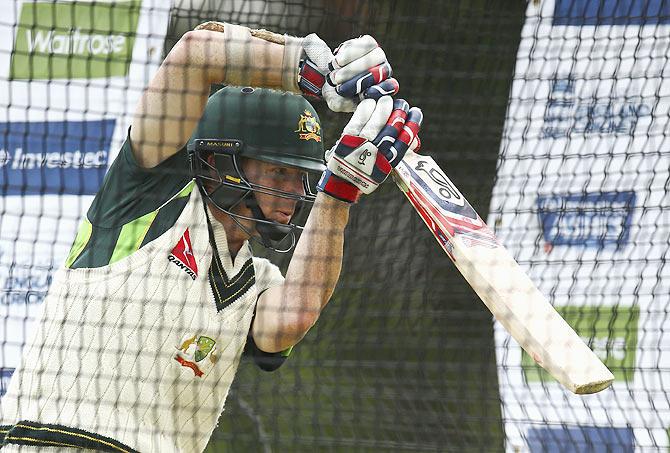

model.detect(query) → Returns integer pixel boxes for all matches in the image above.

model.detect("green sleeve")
[87,132,192,228]
[66,132,193,269]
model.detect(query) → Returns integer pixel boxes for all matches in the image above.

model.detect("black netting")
[2,0,667,452]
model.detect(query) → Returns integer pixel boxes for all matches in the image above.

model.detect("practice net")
[0,0,668,451]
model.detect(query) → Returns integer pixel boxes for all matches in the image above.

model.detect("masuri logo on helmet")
[192,86,326,174]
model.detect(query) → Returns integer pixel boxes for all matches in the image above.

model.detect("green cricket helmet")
[188,86,326,251]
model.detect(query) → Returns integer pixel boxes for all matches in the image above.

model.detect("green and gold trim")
[64,218,93,268]
[65,181,196,269]
[0,421,138,452]
[209,256,256,312]
[108,181,196,265]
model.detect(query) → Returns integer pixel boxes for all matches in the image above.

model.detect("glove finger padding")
[325,98,376,162]
[335,63,392,98]
[330,35,379,69]
[359,96,393,140]
[320,84,357,113]
[384,107,423,166]
[409,135,422,153]
[341,98,377,136]
[329,47,387,85]
[361,78,400,100]
[373,98,409,152]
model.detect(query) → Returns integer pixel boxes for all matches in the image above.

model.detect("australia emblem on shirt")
[174,334,218,377]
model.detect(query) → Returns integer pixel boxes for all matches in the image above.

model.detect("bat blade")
[392,151,614,394]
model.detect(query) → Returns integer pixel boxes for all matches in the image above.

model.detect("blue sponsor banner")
[554,0,670,25]
[542,76,651,139]
[1,368,14,396]
[527,426,634,452]
[537,191,636,249]
[0,119,115,196]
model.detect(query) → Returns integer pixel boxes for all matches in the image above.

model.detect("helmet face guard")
[188,138,319,252]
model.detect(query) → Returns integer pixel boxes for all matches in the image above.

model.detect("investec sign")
[10,0,141,79]
[0,120,114,195]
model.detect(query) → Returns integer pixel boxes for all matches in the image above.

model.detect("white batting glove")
[299,34,399,113]
[317,96,423,203]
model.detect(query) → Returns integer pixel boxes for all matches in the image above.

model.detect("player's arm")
[252,96,423,353]
[131,24,399,169]
[130,25,285,168]
[251,194,348,353]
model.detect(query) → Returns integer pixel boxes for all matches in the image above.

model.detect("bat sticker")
[414,160,464,205]
[409,179,498,249]
[400,160,479,221]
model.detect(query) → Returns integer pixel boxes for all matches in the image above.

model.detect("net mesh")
[1,0,668,452]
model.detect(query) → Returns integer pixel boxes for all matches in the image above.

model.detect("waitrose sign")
[11,0,141,79]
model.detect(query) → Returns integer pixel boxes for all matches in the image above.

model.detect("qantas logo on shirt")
[168,229,198,280]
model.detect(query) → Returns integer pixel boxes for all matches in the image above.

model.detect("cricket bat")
[392,151,615,394]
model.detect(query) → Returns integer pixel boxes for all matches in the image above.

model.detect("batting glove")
[317,97,423,203]
[299,34,399,112]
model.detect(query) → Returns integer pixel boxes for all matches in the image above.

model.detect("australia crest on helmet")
[295,109,321,142]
